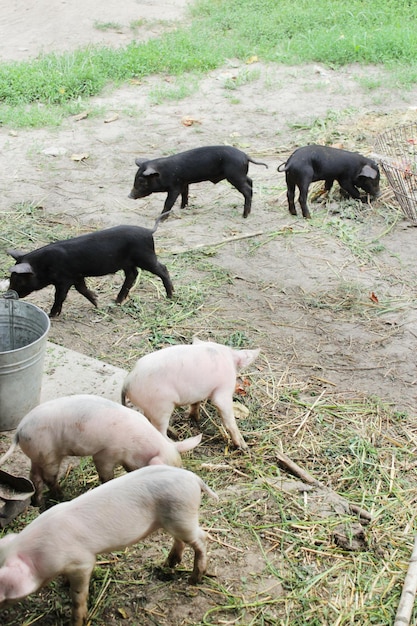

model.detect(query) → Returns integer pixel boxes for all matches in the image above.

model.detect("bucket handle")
[2,290,19,350]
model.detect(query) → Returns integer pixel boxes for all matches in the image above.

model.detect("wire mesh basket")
[375,123,417,223]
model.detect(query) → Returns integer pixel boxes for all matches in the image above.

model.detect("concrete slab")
[41,342,127,404]
[0,342,128,480]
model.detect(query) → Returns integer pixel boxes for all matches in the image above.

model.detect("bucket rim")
[0,299,51,355]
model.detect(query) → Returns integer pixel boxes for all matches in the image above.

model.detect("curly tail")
[151,208,175,233]
[199,478,219,501]
[248,157,268,168]
[277,161,287,172]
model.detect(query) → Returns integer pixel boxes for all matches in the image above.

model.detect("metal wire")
[375,123,417,223]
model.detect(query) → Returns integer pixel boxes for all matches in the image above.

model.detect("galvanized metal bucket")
[0,292,50,431]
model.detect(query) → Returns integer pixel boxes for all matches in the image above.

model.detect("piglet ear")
[360,164,377,179]
[142,166,159,177]
[135,157,147,167]
[6,249,24,261]
[0,555,40,602]
[175,433,202,453]
[234,348,260,369]
[9,262,34,275]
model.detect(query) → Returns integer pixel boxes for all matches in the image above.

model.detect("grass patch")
[1,0,417,126]
[1,376,416,625]
[149,73,200,104]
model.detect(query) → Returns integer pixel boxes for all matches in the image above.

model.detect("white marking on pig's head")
[7,249,23,261]
[359,164,378,179]
[142,166,159,177]
[134,157,147,167]
[9,262,34,275]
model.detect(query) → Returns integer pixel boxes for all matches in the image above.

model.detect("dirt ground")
[1,2,417,625]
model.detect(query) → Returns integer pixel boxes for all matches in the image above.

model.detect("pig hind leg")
[74,278,98,307]
[164,522,208,584]
[133,258,174,299]
[30,460,62,505]
[211,393,248,450]
[180,184,189,208]
[297,180,312,219]
[227,174,253,218]
[188,402,201,426]
[285,174,298,216]
[92,451,116,482]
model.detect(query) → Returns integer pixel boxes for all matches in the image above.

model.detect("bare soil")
[1,2,417,625]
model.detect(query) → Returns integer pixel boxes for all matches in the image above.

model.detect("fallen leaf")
[72,111,89,122]
[235,377,251,395]
[71,153,89,162]
[246,55,258,64]
[129,78,142,85]
[403,165,413,179]
[117,607,129,619]
[369,291,379,304]
[233,402,250,420]
[181,115,201,127]
[104,113,119,124]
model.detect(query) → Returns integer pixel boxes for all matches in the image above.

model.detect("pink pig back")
[124,342,238,410]
[16,395,181,466]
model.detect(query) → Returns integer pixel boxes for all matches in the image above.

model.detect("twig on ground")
[394,536,417,626]
[275,450,373,522]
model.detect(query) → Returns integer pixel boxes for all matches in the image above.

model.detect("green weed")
[1,0,417,126]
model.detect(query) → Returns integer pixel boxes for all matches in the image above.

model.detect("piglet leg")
[211,395,248,450]
[68,559,96,626]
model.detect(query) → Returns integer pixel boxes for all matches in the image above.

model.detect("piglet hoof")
[232,438,248,452]
[189,571,204,585]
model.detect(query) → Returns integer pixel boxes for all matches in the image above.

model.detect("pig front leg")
[211,394,248,450]
[67,558,96,626]
[338,178,362,200]
[116,268,138,303]
[50,281,73,317]
[161,188,181,220]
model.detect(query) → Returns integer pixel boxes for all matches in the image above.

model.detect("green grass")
[1,0,417,126]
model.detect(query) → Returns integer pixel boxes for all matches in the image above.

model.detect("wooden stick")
[171,231,264,254]
[275,450,373,522]
[276,450,322,487]
[394,536,417,626]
